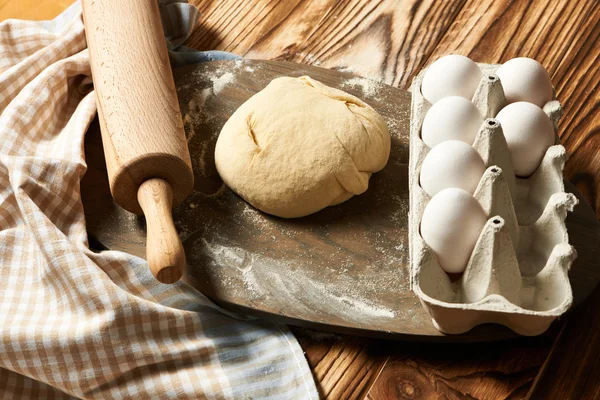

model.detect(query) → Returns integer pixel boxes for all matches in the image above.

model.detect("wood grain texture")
[188,0,467,87]
[188,0,600,218]
[294,329,389,400]
[365,333,556,400]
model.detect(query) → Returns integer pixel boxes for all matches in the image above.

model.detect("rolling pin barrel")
[83,0,194,283]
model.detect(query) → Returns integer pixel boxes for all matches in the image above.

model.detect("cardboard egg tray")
[408,63,578,336]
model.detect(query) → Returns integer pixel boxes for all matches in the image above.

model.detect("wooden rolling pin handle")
[137,178,185,284]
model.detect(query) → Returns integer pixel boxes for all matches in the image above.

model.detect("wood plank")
[365,331,556,399]
[187,0,468,87]
[527,285,600,399]
[294,329,389,400]
[188,0,338,57]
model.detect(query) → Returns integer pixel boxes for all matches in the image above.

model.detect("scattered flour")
[201,239,261,296]
[341,77,382,98]
[202,239,250,269]
[336,63,383,82]
[182,87,215,141]
[197,87,211,106]
[198,238,401,321]
[334,295,396,318]
[241,203,266,226]
[212,72,234,94]
[241,268,260,296]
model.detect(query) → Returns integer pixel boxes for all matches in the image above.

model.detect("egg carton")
[408,63,578,336]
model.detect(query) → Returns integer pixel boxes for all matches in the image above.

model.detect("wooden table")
[5,1,599,398]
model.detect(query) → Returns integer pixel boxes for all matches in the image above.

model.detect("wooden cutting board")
[82,60,600,341]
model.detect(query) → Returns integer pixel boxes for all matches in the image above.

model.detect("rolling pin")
[82,0,194,283]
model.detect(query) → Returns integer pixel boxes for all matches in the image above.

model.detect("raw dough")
[214,76,390,218]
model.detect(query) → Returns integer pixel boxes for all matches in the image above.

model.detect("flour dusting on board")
[181,63,243,139]
[341,77,383,98]
[201,239,262,296]
[182,87,215,142]
[213,72,234,94]
[241,203,267,226]
[198,237,400,322]
[334,295,395,318]
[183,62,242,95]
[336,62,383,82]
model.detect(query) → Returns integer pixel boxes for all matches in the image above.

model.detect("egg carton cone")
[408,63,578,336]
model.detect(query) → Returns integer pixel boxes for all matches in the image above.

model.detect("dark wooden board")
[82,59,600,341]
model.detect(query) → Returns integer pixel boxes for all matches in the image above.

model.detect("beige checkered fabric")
[0,3,317,399]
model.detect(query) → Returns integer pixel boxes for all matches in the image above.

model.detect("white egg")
[420,188,487,274]
[495,102,554,177]
[421,96,483,147]
[496,57,553,107]
[421,55,482,104]
[420,140,486,197]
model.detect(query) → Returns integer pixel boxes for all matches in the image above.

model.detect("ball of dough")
[214,76,390,218]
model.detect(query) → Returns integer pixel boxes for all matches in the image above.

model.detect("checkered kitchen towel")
[0,2,318,399]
